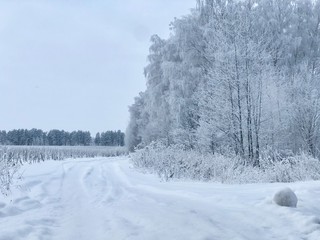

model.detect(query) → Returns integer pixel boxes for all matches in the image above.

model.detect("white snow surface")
[1,157,320,240]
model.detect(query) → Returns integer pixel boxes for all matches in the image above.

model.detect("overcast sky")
[0,0,195,134]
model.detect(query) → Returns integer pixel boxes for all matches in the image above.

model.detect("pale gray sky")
[0,0,195,134]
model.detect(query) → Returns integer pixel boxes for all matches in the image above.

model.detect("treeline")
[0,129,125,146]
[127,0,320,166]
[94,131,125,146]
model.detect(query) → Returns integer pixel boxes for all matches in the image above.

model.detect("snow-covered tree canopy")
[127,0,320,165]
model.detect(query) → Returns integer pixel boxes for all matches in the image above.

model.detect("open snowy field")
[0,157,320,240]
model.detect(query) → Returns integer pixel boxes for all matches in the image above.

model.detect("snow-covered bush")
[273,188,298,207]
[260,154,320,183]
[0,147,19,195]
[132,141,234,182]
[131,141,320,183]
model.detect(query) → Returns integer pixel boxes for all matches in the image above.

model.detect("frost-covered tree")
[126,92,148,151]
[127,0,320,164]
[286,63,320,157]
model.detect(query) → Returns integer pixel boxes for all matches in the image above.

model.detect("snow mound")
[273,187,298,207]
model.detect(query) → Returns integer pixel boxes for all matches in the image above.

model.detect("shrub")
[0,147,19,195]
[131,141,320,183]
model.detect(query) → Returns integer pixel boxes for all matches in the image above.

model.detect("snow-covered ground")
[0,157,320,240]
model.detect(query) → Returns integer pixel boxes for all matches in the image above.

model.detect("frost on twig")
[0,147,19,195]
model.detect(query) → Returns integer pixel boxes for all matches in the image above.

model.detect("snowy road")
[1,157,320,240]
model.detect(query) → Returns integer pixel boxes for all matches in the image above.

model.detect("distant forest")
[0,129,125,146]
